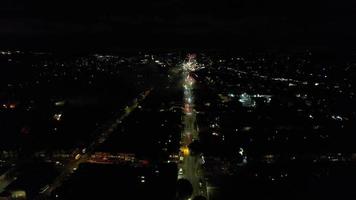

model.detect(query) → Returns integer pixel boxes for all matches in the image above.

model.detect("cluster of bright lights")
[239,93,256,108]
[53,113,63,121]
[184,103,193,115]
[185,74,194,85]
[2,103,16,109]
[183,73,195,115]
[182,61,198,71]
[182,54,198,72]
[180,146,190,156]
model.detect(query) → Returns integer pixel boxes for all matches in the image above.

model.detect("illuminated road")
[42,88,153,197]
[179,56,207,199]
[0,169,18,193]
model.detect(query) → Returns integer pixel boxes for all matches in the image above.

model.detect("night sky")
[1,0,356,51]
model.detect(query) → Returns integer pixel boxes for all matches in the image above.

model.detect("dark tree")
[193,195,207,200]
[176,178,193,200]
[188,140,203,155]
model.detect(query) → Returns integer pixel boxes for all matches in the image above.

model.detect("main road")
[179,55,207,199]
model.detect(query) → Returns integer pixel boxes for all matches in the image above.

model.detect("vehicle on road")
[179,168,184,175]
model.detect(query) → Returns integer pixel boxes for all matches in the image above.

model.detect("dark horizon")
[1,0,356,52]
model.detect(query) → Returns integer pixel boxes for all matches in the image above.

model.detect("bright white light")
[239,148,244,156]
[182,58,198,72]
[239,93,256,108]
[55,101,65,106]
[53,113,63,121]
[331,115,344,121]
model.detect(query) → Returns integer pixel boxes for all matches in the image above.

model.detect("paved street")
[179,57,207,199]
